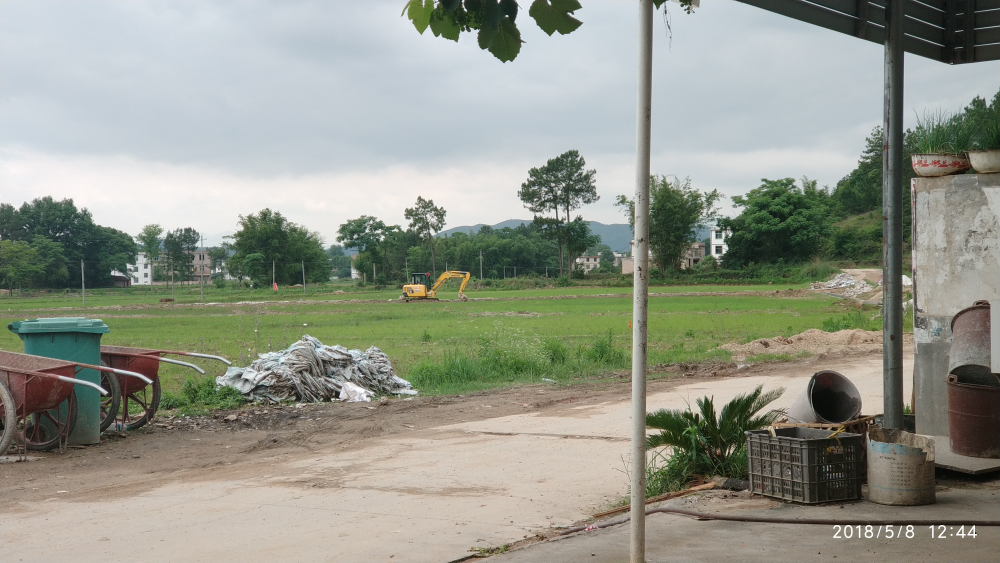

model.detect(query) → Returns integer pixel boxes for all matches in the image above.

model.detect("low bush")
[160,375,245,413]
[643,385,785,496]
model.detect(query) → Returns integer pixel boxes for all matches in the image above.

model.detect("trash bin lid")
[7,317,110,334]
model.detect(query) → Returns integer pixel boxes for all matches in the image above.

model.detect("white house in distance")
[709,227,730,260]
[121,252,154,285]
[574,255,601,273]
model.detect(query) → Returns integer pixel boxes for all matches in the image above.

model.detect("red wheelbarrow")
[99,346,231,431]
[0,350,150,455]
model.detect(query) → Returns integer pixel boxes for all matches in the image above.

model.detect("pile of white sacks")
[216,335,417,403]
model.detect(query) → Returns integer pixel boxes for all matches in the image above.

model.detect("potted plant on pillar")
[967,111,1000,174]
[910,111,972,177]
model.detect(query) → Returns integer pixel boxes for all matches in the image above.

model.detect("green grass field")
[0,281,866,397]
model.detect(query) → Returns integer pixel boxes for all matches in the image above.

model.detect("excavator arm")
[429,271,471,300]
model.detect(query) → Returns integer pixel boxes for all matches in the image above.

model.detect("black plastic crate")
[745,427,863,504]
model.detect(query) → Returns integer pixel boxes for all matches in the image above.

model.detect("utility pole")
[630,2,654,562]
[882,0,904,430]
[272,260,275,288]
[479,250,483,280]
[301,261,306,295]
[81,260,85,306]
[171,269,174,299]
[373,263,376,283]
[200,234,205,301]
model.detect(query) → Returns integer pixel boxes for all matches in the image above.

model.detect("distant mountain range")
[440,220,636,253]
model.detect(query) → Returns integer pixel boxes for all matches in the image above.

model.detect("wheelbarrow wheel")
[23,390,77,452]
[120,378,160,431]
[0,382,15,455]
[98,370,121,433]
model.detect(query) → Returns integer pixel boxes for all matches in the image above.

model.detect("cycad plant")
[645,385,785,489]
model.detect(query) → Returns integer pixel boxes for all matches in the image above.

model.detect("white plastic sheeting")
[217,335,417,403]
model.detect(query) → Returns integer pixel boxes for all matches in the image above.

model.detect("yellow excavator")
[401,271,471,302]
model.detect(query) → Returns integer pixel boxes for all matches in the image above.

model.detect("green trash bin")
[7,317,110,445]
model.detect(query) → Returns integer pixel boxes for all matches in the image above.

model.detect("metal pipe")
[109,369,153,385]
[882,0,904,430]
[74,363,155,385]
[175,352,232,366]
[631,2,654,561]
[153,356,206,374]
[3,369,110,396]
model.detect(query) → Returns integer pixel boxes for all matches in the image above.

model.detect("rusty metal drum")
[946,374,1000,458]
[949,300,993,384]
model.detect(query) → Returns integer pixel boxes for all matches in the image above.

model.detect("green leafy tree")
[564,216,600,274]
[0,240,43,294]
[616,176,721,272]
[404,196,447,277]
[519,149,598,275]
[135,224,164,281]
[163,228,200,282]
[207,246,230,278]
[402,0,685,62]
[229,209,330,285]
[720,178,831,268]
[327,245,354,279]
[29,235,69,287]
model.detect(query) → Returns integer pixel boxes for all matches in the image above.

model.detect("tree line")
[334,150,604,285]
[0,197,136,292]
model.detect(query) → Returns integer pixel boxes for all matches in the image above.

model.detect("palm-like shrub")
[645,385,785,490]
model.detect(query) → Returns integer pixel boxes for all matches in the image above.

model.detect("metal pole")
[480,250,483,280]
[81,259,86,306]
[302,261,306,295]
[882,0,904,430]
[631,2,653,561]
[272,260,275,287]
[200,235,205,301]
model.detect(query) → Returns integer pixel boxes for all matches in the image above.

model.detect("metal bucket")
[867,428,936,506]
[949,300,993,384]
[946,374,1000,458]
[787,370,863,424]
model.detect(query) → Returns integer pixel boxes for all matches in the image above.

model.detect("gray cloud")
[1,0,995,237]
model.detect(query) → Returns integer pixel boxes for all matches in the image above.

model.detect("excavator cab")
[402,272,433,300]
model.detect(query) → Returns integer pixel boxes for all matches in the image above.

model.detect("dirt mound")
[719,328,903,361]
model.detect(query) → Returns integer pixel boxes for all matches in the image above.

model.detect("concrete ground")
[2,349,953,563]
[493,488,1000,563]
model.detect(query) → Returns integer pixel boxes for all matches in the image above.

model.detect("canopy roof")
[735,0,1000,64]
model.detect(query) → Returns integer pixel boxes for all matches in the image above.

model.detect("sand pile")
[718,329,889,361]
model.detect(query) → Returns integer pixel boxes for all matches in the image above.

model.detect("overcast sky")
[1,1,995,246]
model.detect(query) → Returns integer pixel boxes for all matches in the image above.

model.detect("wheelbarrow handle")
[73,363,154,385]
[108,368,153,385]
[174,352,232,366]
[154,356,206,375]
[0,368,109,396]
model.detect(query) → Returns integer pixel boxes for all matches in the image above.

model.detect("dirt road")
[1,348,910,563]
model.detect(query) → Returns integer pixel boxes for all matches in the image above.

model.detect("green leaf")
[550,0,582,11]
[441,0,462,12]
[528,0,582,37]
[482,0,502,30]
[404,0,435,35]
[488,16,522,62]
[499,0,518,22]
[429,9,461,41]
[478,24,498,50]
